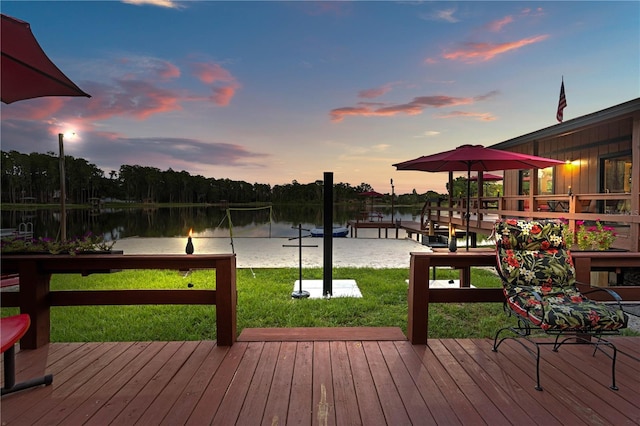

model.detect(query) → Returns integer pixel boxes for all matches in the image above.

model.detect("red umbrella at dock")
[1,13,91,104]
[358,191,384,217]
[470,173,503,181]
[393,144,565,249]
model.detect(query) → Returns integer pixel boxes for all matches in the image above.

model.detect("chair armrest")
[576,281,624,309]
[508,285,546,319]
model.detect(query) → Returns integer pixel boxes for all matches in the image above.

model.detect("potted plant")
[561,219,616,251]
[1,232,115,255]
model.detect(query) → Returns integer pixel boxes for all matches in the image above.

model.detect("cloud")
[191,62,241,106]
[358,86,391,99]
[435,111,497,121]
[414,131,441,138]
[330,91,498,122]
[121,0,183,9]
[521,7,545,18]
[421,8,459,23]
[78,79,183,120]
[211,85,238,106]
[486,16,513,32]
[442,35,549,62]
[0,119,268,176]
[1,55,244,131]
[149,59,181,80]
[191,62,234,85]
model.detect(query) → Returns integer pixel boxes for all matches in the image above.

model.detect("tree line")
[1,150,440,205]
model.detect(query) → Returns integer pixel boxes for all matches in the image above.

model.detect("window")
[603,154,632,193]
[519,167,555,195]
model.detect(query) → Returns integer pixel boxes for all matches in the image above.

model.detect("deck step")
[238,326,406,342]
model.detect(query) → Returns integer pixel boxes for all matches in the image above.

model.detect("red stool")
[1,314,53,396]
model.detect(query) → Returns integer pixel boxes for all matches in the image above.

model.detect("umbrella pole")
[58,133,66,241]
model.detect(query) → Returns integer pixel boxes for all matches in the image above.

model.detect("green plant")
[1,232,115,254]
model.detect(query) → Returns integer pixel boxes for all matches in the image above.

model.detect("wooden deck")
[2,328,639,425]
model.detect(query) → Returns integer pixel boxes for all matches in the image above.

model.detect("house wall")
[501,116,634,197]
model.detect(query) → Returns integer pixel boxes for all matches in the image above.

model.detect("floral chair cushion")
[494,219,627,331]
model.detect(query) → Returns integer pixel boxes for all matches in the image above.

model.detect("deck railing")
[0,254,237,349]
[422,192,639,252]
[407,251,640,344]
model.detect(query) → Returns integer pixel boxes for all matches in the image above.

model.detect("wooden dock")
[347,220,461,245]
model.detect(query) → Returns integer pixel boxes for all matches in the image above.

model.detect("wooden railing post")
[18,261,51,349]
[215,256,237,346]
[408,255,430,344]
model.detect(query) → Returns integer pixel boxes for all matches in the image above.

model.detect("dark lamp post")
[390,178,395,224]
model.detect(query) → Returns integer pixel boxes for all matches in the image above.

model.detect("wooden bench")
[1,314,53,396]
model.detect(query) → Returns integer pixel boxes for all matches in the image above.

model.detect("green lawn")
[2,267,635,341]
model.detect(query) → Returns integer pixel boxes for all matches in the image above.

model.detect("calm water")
[1,205,422,241]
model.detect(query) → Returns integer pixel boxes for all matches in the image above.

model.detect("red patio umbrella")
[393,144,565,249]
[1,14,91,104]
[470,173,503,181]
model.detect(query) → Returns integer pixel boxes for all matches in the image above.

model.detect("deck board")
[1,330,638,425]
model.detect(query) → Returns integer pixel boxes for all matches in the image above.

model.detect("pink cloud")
[191,62,241,106]
[486,16,513,32]
[154,61,181,80]
[211,85,238,106]
[78,79,182,121]
[358,85,392,99]
[0,98,67,120]
[442,35,549,62]
[191,62,235,84]
[330,92,497,122]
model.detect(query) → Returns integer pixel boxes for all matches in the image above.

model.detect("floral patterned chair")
[492,219,628,391]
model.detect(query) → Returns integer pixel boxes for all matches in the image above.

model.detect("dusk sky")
[1,1,638,194]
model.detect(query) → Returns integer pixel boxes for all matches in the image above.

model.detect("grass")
[2,267,636,341]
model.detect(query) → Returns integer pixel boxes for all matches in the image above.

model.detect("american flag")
[556,79,567,122]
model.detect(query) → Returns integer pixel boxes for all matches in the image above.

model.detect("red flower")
[570,295,583,303]
[505,250,519,266]
[541,241,550,250]
[506,219,517,225]
[531,224,542,234]
[588,310,601,326]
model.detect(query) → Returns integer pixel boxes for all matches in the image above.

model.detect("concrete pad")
[405,279,475,288]
[292,279,362,299]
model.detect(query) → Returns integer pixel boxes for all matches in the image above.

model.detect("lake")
[1,205,422,241]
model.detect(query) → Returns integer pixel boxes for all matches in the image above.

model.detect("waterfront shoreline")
[113,236,434,269]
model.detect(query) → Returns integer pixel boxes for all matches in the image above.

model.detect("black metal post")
[390,178,395,225]
[323,172,333,297]
[290,224,310,298]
